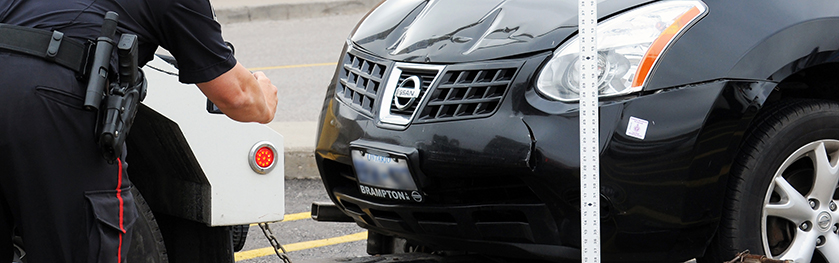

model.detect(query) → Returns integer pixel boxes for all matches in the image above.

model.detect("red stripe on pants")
[116,158,125,263]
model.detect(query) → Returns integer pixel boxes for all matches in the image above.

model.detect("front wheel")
[701,100,839,263]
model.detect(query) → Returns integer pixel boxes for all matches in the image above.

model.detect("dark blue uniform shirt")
[0,0,236,83]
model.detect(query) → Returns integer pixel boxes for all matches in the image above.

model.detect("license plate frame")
[351,148,423,203]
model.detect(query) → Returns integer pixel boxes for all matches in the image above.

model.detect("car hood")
[350,0,652,63]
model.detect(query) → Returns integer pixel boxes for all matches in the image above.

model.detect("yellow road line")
[249,212,311,227]
[248,62,337,71]
[281,212,312,222]
[234,231,368,261]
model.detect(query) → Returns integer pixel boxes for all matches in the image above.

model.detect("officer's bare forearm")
[196,63,278,123]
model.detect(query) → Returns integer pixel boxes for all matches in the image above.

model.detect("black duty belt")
[0,24,90,74]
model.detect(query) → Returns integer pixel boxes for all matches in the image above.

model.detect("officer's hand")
[253,71,278,123]
[196,63,278,123]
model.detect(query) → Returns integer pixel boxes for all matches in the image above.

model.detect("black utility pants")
[0,52,137,263]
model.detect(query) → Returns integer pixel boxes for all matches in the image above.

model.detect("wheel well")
[701,62,839,260]
[127,104,212,224]
[769,62,839,103]
[739,62,839,153]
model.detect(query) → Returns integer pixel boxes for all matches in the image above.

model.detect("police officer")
[0,0,278,262]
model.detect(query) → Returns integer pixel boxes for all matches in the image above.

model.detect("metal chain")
[258,222,293,263]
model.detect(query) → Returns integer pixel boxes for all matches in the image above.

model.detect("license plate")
[351,149,422,202]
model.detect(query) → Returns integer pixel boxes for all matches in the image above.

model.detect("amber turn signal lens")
[631,6,703,88]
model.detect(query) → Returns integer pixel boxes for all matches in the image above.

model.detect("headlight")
[536,0,707,101]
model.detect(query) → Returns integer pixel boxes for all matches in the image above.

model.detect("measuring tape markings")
[578,0,600,262]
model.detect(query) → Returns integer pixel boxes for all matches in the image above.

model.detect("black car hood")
[350,0,652,63]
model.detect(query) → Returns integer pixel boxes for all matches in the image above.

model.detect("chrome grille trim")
[378,63,445,127]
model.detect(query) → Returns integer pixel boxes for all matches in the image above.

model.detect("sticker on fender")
[626,116,649,140]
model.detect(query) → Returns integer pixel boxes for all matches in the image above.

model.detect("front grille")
[416,68,516,123]
[337,53,387,116]
[387,68,438,119]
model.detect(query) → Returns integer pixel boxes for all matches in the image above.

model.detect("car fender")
[647,0,839,91]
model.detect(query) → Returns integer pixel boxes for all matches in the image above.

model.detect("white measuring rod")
[578,0,600,262]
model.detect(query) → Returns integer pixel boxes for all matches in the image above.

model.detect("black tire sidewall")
[128,187,169,263]
[231,224,249,252]
[725,101,839,258]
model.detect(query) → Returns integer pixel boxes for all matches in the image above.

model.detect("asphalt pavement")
[211,0,381,24]
[239,178,367,263]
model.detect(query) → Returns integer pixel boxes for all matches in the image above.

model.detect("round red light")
[254,146,274,168]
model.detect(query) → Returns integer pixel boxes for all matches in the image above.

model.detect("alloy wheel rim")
[762,139,839,262]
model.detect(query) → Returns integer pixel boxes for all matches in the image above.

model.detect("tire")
[231,224,249,252]
[127,187,169,263]
[700,100,839,263]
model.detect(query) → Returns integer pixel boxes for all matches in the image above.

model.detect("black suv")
[315,0,839,262]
